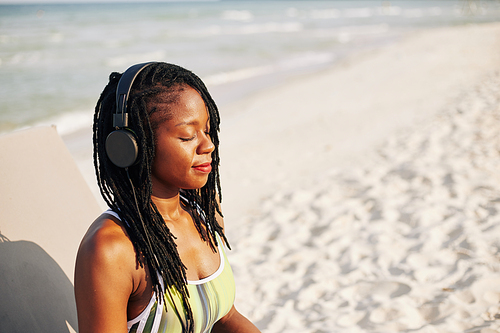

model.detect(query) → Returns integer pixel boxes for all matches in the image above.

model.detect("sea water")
[1,0,499,135]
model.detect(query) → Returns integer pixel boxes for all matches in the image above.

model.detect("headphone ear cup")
[105,128,139,168]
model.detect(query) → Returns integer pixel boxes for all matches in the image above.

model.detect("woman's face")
[150,85,214,198]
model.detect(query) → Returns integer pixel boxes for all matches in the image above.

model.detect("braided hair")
[93,62,229,333]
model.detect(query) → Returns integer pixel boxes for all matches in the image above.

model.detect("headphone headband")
[113,62,156,128]
[106,61,156,168]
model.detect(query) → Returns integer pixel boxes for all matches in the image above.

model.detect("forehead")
[153,85,208,128]
[149,85,208,128]
[174,86,206,113]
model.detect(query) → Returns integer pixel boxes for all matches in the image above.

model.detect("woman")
[74,62,261,333]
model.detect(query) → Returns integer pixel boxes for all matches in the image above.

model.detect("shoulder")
[74,213,142,331]
[75,213,139,292]
[77,213,135,267]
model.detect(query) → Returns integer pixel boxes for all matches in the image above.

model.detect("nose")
[198,131,215,155]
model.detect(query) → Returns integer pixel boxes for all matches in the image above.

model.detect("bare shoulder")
[77,213,136,269]
[75,213,139,295]
[74,213,139,332]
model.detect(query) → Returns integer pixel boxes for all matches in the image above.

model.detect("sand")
[63,22,500,332]
[228,70,500,333]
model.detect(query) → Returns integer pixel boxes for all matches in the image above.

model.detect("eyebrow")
[175,118,210,128]
[175,120,199,127]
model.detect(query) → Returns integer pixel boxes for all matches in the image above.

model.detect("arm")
[212,306,261,333]
[74,218,136,333]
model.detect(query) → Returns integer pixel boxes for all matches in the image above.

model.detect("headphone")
[105,63,161,267]
[105,62,155,168]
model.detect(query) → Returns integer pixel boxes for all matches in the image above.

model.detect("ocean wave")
[105,50,167,69]
[338,23,390,35]
[309,7,377,19]
[5,51,42,66]
[201,22,303,36]
[308,6,445,19]
[221,10,254,22]
[310,9,341,19]
[36,109,94,136]
[343,8,373,18]
[0,35,10,44]
[204,52,334,86]
[312,24,390,43]
[204,65,273,86]
[376,6,403,16]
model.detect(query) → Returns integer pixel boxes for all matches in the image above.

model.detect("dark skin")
[74,86,261,333]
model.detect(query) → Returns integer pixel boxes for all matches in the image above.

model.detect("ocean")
[1,0,499,136]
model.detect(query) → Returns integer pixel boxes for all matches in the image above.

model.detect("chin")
[183,180,209,191]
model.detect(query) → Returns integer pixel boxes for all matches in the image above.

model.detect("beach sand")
[63,22,500,332]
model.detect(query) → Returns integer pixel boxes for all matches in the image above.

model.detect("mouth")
[193,161,212,173]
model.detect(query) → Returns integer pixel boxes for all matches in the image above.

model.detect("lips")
[193,161,212,173]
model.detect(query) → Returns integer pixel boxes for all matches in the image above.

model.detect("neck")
[151,191,185,222]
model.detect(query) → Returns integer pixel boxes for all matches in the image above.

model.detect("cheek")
[152,141,173,173]
[154,141,194,172]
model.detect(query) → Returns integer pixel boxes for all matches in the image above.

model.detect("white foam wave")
[286,7,299,18]
[376,6,403,16]
[8,51,42,65]
[49,32,64,43]
[201,22,303,36]
[310,8,341,19]
[221,10,254,22]
[339,23,390,34]
[313,24,390,43]
[343,8,373,18]
[37,109,94,136]
[429,7,443,16]
[204,52,334,86]
[308,6,444,19]
[204,65,273,86]
[403,9,425,18]
[105,50,167,68]
[0,35,10,44]
[278,52,334,71]
[404,7,446,18]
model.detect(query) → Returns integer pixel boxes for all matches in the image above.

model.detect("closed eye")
[180,135,196,142]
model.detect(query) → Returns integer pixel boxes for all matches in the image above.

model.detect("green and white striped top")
[127,233,235,333]
[104,208,236,333]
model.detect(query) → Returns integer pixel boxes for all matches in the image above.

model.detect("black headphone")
[105,62,155,168]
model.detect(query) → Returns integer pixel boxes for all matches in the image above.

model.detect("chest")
[174,226,222,281]
[127,247,235,333]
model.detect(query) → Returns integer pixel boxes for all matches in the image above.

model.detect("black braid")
[93,62,229,333]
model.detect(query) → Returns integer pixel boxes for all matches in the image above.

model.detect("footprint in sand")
[340,280,411,301]
[361,280,411,299]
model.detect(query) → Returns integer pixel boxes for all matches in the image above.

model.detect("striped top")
[103,209,235,333]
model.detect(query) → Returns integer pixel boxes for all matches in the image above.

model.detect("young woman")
[74,62,261,333]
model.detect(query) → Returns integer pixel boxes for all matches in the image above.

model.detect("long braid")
[93,63,228,333]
